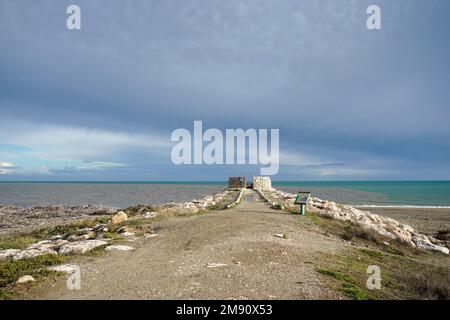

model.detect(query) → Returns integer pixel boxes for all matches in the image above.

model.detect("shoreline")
[1,198,450,237]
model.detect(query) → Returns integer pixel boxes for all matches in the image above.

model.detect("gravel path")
[20,190,348,300]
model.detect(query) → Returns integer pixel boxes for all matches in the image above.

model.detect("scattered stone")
[121,231,136,237]
[273,234,285,239]
[111,211,128,224]
[143,211,158,219]
[16,275,35,284]
[207,263,228,268]
[105,245,135,251]
[59,240,108,255]
[47,264,79,274]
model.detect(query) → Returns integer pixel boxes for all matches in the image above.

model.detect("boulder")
[412,235,450,254]
[59,240,107,255]
[16,275,36,284]
[13,248,57,261]
[0,249,21,261]
[47,264,79,274]
[143,211,157,219]
[111,211,128,224]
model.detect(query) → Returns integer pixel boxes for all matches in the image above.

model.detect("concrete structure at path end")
[228,177,247,188]
[253,176,272,191]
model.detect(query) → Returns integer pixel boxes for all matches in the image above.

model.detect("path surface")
[20,190,348,300]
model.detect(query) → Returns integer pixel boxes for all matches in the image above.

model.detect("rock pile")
[226,188,246,208]
[256,186,449,255]
[145,188,242,216]
[0,236,109,261]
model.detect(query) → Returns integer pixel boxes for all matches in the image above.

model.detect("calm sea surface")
[0,181,449,208]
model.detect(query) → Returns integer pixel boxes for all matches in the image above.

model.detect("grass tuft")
[341,224,385,243]
[317,268,369,300]
[0,236,38,250]
[360,248,383,258]
[0,254,66,288]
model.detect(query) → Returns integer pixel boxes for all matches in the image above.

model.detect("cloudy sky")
[1,0,449,181]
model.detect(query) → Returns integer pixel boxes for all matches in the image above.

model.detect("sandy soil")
[19,190,350,300]
[357,207,450,235]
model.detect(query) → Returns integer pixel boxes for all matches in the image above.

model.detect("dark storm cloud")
[1,0,450,179]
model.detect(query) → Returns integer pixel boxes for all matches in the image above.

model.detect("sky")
[1,0,450,181]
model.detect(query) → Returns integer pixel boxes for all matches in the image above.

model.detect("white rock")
[16,275,35,284]
[13,248,57,261]
[207,263,228,268]
[105,245,135,251]
[0,249,21,261]
[111,211,128,224]
[59,240,107,255]
[143,211,158,219]
[47,264,79,274]
[121,232,136,237]
[413,236,450,254]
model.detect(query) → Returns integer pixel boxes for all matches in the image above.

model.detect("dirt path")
[20,190,349,300]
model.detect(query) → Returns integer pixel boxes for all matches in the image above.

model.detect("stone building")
[228,176,247,188]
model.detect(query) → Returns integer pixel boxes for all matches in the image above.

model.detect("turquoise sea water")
[0,181,449,207]
[273,181,450,207]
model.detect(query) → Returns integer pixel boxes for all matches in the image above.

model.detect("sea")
[0,181,449,209]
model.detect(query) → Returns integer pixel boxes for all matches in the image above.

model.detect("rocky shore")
[256,186,449,255]
[0,188,242,262]
[0,204,118,236]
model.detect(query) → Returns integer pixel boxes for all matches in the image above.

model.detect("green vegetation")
[309,211,449,300]
[102,232,122,239]
[316,268,368,300]
[341,283,368,300]
[317,268,356,284]
[0,254,66,289]
[341,224,386,243]
[305,213,322,225]
[0,236,38,250]
[359,248,383,258]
